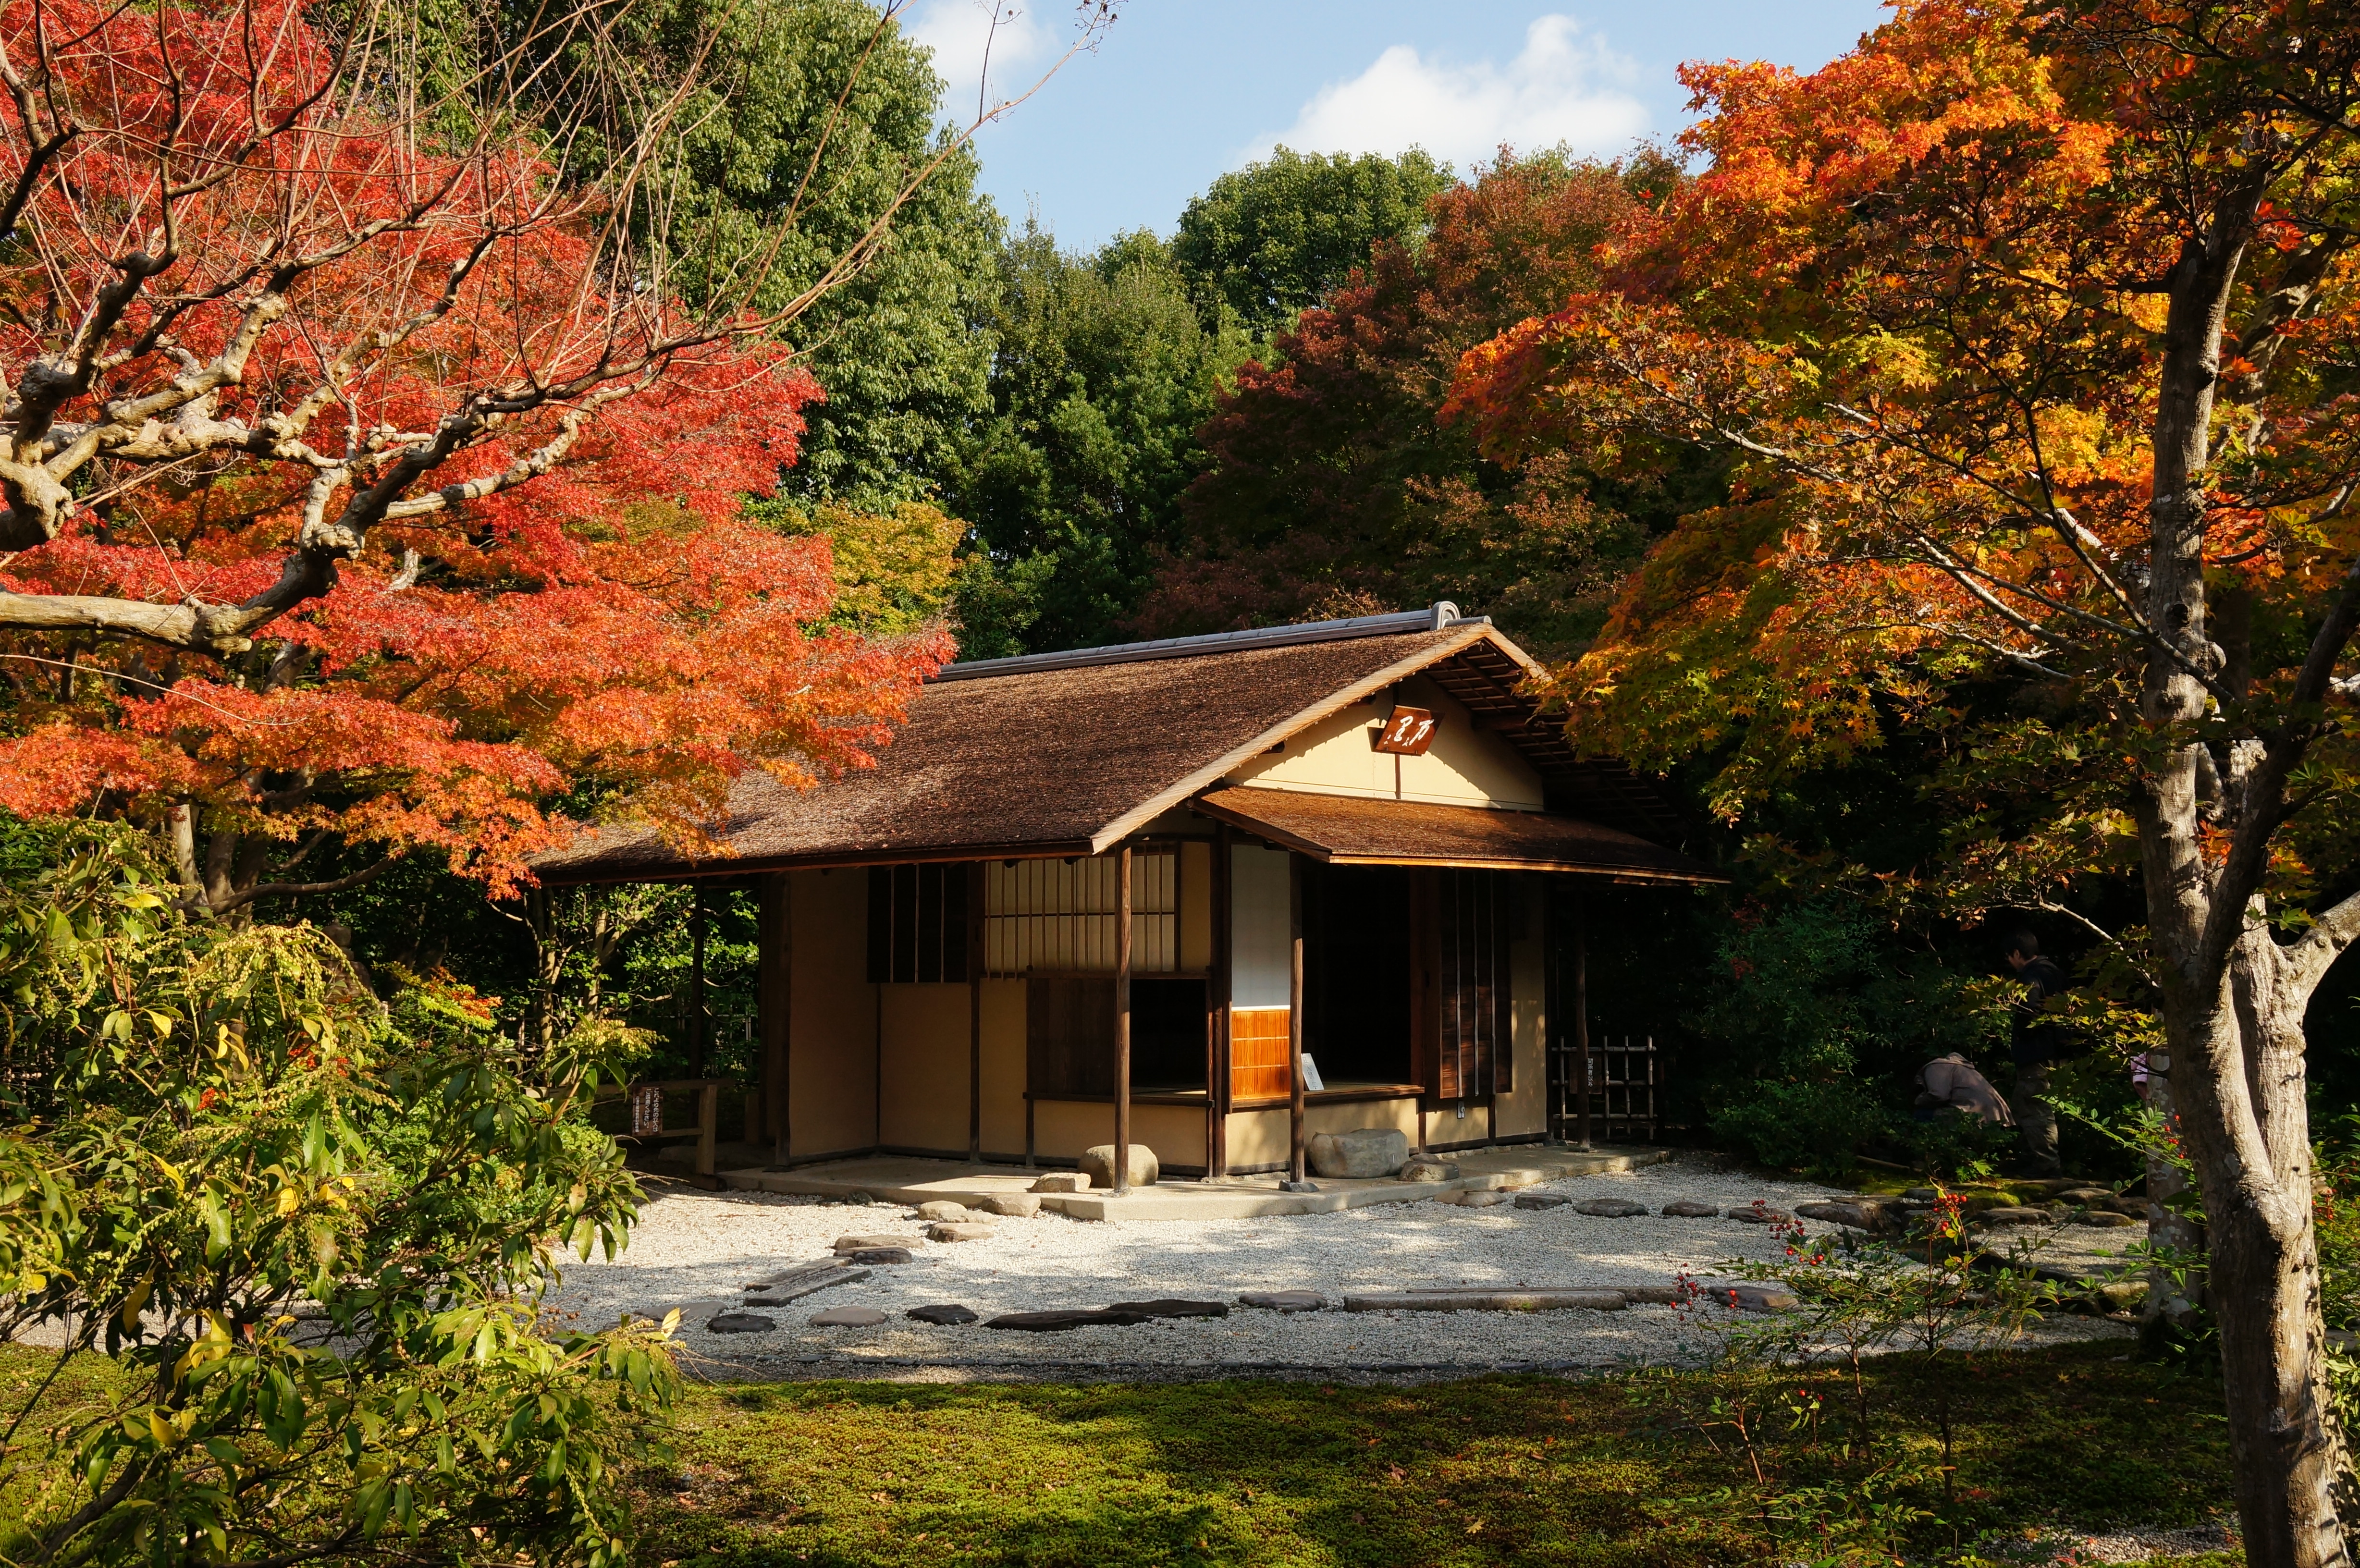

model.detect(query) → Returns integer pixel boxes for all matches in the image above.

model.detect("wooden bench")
[594,1078,724,1185]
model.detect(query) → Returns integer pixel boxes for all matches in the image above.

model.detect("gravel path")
[543,1155,2139,1382]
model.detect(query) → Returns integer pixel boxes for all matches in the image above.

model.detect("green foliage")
[1170,146,1453,336]
[1709,1079,1893,1179]
[944,225,1252,653]
[0,831,676,1567]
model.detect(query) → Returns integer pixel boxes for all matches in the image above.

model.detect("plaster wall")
[1030,1099,1205,1174]
[979,979,1027,1158]
[1496,877,1549,1139]
[1232,844,1291,1007]
[1424,1102,1494,1149]
[1225,1097,1421,1171]
[788,868,878,1158]
[1224,674,1544,810]
[878,984,972,1153]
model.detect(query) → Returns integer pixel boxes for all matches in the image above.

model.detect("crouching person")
[1915,1052,2013,1126]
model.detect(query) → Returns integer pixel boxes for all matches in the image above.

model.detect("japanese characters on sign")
[1373,705,1438,756]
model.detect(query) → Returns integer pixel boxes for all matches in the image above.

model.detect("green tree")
[945,227,1250,654]
[1172,147,1453,336]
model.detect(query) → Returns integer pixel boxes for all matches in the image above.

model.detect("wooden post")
[1114,846,1133,1195]
[687,886,707,1080]
[968,862,983,1161]
[1209,824,1232,1179]
[758,872,791,1164]
[695,1081,718,1180]
[1572,886,1592,1151]
[1289,851,1306,1184]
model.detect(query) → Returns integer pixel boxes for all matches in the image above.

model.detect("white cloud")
[1240,15,1648,171]
[904,0,1054,121]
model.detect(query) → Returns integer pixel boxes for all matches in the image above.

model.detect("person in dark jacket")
[2005,931,2068,1176]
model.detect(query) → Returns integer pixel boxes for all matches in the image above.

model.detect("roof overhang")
[1190,786,1726,884]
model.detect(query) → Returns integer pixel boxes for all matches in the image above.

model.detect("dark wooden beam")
[758,872,791,1163]
[1115,845,1133,1195]
[968,861,983,1161]
[1289,851,1306,1185]
[1209,824,1232,1179]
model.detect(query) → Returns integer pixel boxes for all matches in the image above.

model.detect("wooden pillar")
[1572,886,1592,1151]
[968,862,983,1161]
[1208,824,1232,1179]
[687,886,708,1080]
[1288,851,1306,1184]
[758,871,791,1163]
[1114,845,1133,1195]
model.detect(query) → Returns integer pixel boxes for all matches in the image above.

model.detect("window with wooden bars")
[1419,868,1512,1101]
[865,864,970,984]
[983,851,1177,976]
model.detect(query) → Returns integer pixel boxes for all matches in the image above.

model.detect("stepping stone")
[842,1191,877,1205]
[2055,1186,2114,1204]
[1399,1156,1458,1182]
[1975,1206,2052,1226]
[1238,1290,1326,1312]
[977,1194,1041,1218]
[1903,1187,1942,1202]
[1029,1172,1089,1193]
[834,1233,908,1254]
[1108,1298,1229,1319]
[1794,1200,1885,1230]
[906,1303,979,1325]
[809,1306,887,1328]
[985,1309,1150,1332]
[845,1248,912,1266]
[913,1200,972,1223]
[1513,1192,1571,1210]
[1694,1283,1798,1312]
[1278,1178,1321,1193]
[1438,1188,1510,1207]
[1662,1200,1721,1217]
[1573,1198,1647,1217]
[1728,1205,1793,1224]
[2072,1211,2139,1228]
[705,1312,776,1334]
[928,1221,996,1242]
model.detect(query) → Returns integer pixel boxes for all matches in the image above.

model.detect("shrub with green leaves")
[1709,1078,1892,1179]
[0,832,676,1567]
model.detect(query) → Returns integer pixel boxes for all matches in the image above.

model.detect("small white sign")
[1301,1054,1326,1093]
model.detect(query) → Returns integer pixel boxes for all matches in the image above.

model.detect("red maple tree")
[0,0,1053,913]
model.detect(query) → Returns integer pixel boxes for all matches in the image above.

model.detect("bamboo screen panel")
[984,851,1177,976]
[1434,869,1509,1101]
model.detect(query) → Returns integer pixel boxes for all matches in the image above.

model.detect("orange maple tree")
[1451,0,2360,1554]
[0,0,1037,914]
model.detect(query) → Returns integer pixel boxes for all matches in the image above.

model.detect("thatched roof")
[532,606,1702,884]
[1192,787,1721,883]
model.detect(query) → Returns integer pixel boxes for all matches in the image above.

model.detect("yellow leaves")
[120,1274,152,1330]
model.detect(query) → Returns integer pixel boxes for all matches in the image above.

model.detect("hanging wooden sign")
[1373,705,1438,756]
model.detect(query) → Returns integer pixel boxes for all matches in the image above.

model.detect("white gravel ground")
[542,1155,2141,1382]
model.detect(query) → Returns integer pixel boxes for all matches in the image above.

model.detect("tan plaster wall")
[1495,878,1549,1139]
[979,979,1027,1159]
[1031,1100,1205,1173]
[1225,1097,1421,1170]
[1223,675,1544,810]
[878,984,973,1152]
[788,869,878,1157]
[1424,1102,1493,1148]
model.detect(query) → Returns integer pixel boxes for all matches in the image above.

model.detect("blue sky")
[906,1,1895,250]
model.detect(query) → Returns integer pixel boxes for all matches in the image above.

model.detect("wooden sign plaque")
[1373,705,1438,756]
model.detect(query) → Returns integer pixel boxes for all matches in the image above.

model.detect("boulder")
[705,1312,776,1334]
[985,1308,1150,1332]
[2074,1211,2139,1229]
[1029,1172,1090,1193]
[912,1200,972,1223]
[1307,1126,1411,1179]
[1728,1205,1794,1225]
[927,1221,996,1243]
[1513,1192,1572,1211]
[906,1303,979,1325]
[1975,1206,2052,1227]
[2054,1186,2115,1205]
[1440,1189,1511,1207]
[844,1248,914,1266]
[1902,1187,1942,1202]
[1794,1200,1885,1231]
[1398,1155,1459,1183]
[1573,1198,1648,1218]
[1661,1200,1721,1218]
[809,1306,887,1327]
[1238,1290,1325,1312]
[833,1233,909,1254]
[1718,1284,1800,1313]
[977,1193,1042,1218]
[1079,1144,1160,1188]
[1107,1298,1229,1319]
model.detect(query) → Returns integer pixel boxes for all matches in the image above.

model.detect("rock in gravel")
[705,1312,776,1334]
[1308,1126,1411,1179]
[912,1200,972,1223]
[1398,1155,1459,1182]
[845,1248,913,1266]
[1975,1206,2052,1226]
[1794,1200,1885,1230]
[810,1306,888,1328]
[1662,1200,1721,1217]
[1573,1198,1648,1218]
[1079,1144,1160,1188]
[1513,1192,1572,1210]
[2054,1186,2115,1205]
[1439,1189,1511,1207]
[2073,1211,2139,1228]
[1903,1187,1942,1202]
[906,1303,979,1325]
[1108,1298,1230,1319]
[928,1221,997,1242]
[1278,1178,1321,1193]
[1029,1172,1089,1193]
[1728,1205,1793,1225]
[843,1191,877,1205]
[1696,1283,1798,1313]
[834,1233,908,1254]
[1238,1290,1325,1312]
[986,1308,1150,1332]
[977,1194,1042,1218]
